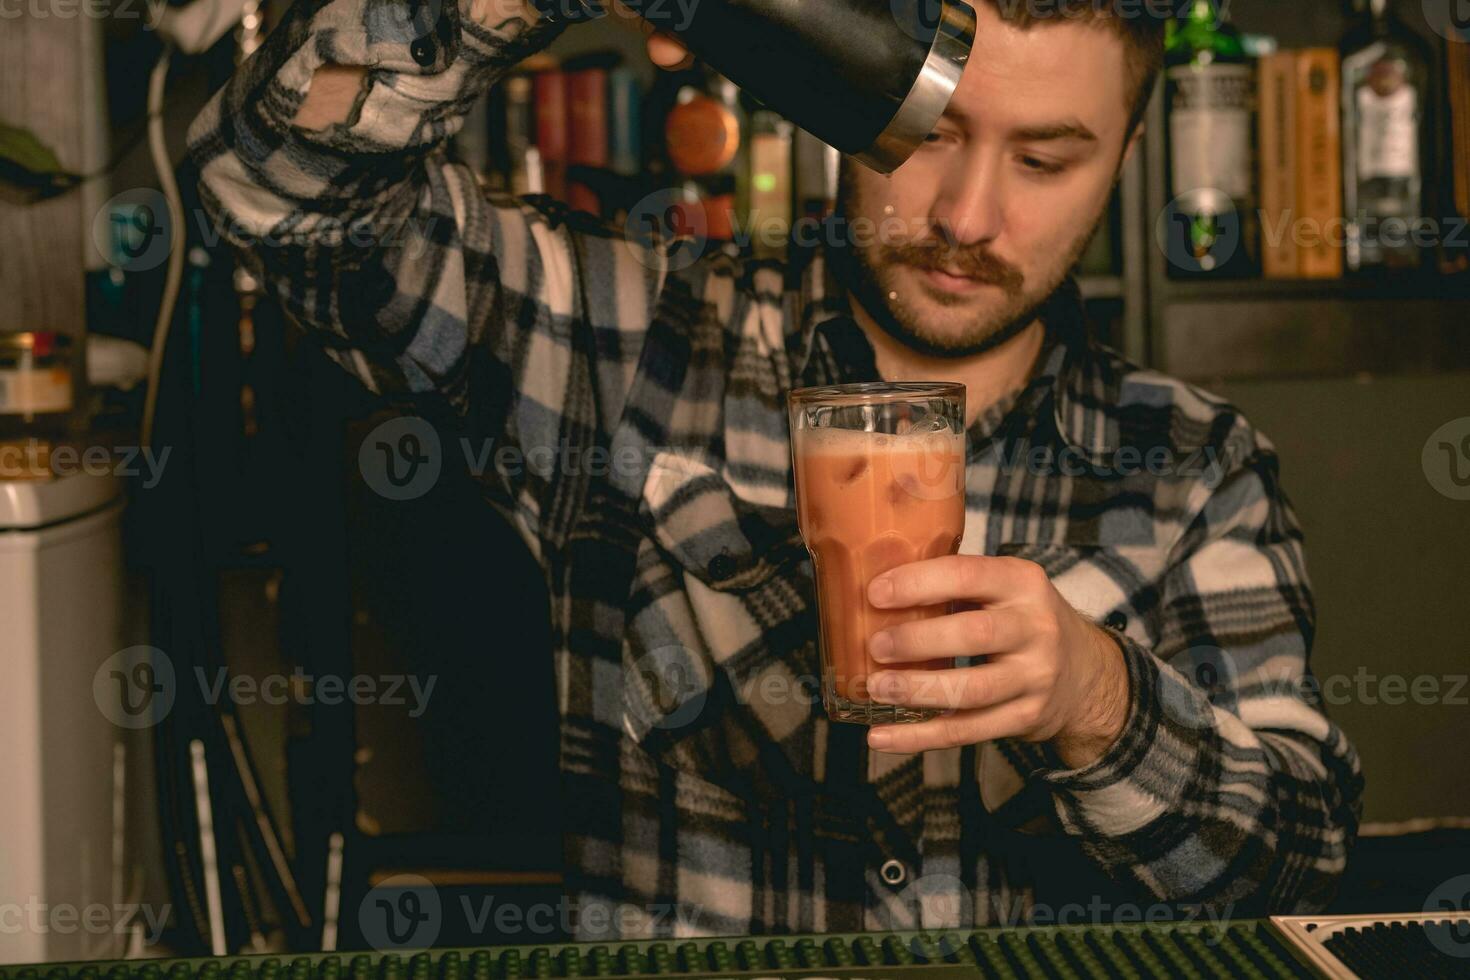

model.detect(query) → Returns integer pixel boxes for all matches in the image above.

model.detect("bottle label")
[0,366,73,416]
[1167,64,1254,210]
[1356,63,1418,180]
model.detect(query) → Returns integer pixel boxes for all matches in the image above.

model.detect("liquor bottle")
[533,65,570,202]
[793,129,840,223]
[661,65,747,243]
[499,73,542,196]
[1340,0,1432,272]
[608,65,643,180]
[565,54,613,215]
[788,129,839,278]
[747,109,794,259]
[1163,0,1259,276]
[535,0,973,175]
[1443,28,1470,276]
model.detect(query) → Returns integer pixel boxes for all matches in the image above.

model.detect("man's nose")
[929,154,1005,247]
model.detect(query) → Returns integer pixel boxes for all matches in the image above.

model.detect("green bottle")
[1164,0,1259,276]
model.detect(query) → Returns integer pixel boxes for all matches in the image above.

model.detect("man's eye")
[1020,155,1066,175]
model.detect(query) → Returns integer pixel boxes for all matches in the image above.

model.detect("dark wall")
[1216,371,1470,825]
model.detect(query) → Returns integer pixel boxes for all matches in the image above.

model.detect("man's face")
[841,5,1141,356]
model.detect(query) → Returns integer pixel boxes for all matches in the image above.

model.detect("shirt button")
[880,859,906,887]
[707,553,737,581]
[410,37,435,67]
[1103,611,1128,632]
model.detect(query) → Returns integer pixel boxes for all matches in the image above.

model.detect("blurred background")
[1,0,1468,966]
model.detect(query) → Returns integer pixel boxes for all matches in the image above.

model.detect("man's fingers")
[867,701,1039,754]
[869,555,1039,609]
[608,0,693,70]
[866,660,1029,712]
[869,608,1028,664]
[645,30,693,69]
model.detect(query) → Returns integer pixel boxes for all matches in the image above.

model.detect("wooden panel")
[0,12,86,340]
[1162,297,1470,381]
[1215,371,1470,822]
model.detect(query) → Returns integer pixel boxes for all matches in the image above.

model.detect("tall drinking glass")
[788,383,967,725]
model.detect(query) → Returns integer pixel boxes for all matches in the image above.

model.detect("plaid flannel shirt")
[188,0,1363,939]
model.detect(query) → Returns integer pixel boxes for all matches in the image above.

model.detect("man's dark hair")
[977,0,1171,137]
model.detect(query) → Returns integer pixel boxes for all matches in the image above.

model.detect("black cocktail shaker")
[532,0,976,173]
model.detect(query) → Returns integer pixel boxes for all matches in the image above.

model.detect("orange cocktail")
[789,384,966,725]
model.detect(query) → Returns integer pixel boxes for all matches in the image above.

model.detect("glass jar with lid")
[0,331,75,457]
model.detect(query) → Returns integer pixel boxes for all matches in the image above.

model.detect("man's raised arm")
[186,0,667,540]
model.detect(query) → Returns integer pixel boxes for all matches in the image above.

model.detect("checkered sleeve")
[186,0,668,542]
[1036,438,1364,914]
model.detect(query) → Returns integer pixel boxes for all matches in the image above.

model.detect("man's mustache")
[879,239,1025,296]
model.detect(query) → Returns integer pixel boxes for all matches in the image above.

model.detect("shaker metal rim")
[854,0,976,173]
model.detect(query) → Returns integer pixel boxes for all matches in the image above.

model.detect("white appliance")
[0,473,128,965]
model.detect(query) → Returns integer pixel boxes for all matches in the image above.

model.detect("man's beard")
[831,169,1108,361]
